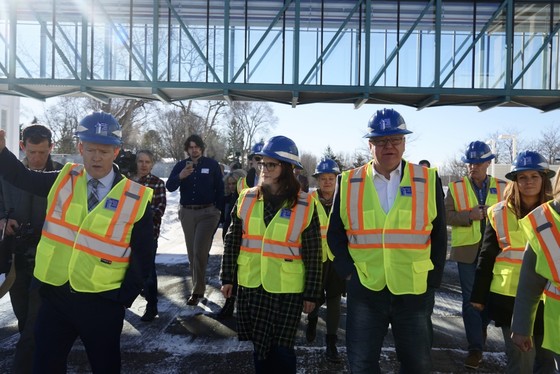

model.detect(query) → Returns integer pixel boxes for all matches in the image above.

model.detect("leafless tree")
[228,102,277,167]
[535,125,560,165]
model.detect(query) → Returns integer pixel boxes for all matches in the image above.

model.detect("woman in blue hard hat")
[220,135,322,373]
[305,158,345,363]
[471,151,555,373]
[512,156,560,368]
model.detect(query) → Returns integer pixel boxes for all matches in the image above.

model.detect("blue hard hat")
[249,141,265,159]
[313,158,341,177]
[505,151,556,180]
[256,135,303,169]
[363,108,412,138]
[461,141,495,164]
[75,112,122,146]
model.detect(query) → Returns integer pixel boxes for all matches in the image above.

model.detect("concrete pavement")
[0,229,507,373]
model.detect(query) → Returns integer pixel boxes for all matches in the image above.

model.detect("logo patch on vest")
[400,186,412,196]
[100,258,112,265]
[104,198,119,210]
[280,208,292,219]
[489,187,497,194]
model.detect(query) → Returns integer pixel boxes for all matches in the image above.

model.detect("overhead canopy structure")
[0,0,559,111]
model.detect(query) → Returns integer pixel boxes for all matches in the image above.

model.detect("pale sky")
[20,98,559,168]
[269,102,560,168]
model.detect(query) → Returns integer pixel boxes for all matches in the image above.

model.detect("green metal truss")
[0,0,559,111]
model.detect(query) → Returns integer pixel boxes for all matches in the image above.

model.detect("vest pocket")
[236,254,254,287]
[280,261,304,292]
[412,259,434,293]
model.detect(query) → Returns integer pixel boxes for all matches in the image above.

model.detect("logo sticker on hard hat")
[379,119,390,130]
[95,122,109,136]
[519,157,531,166]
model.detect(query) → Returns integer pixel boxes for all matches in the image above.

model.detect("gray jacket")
[0,156,63,257]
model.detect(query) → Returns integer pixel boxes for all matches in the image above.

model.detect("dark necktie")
[88,179,100,211]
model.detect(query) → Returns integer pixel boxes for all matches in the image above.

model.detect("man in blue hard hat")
[446,140,507,369]
[0,112,155,373]
[327,108,447,373]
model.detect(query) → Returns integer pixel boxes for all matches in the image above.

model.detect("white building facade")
[0,96,20,153]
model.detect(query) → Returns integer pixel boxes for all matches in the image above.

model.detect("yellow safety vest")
[487,201,526,297]
[237,177,249,194]
[310,190,334,262]
[34,163,152,293]
[339,161,437,295]
[236,187,314,293]
[449,176,506,247]
[520,202,560,354]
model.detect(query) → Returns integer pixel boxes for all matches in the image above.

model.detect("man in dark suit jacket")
[0,112,154,374]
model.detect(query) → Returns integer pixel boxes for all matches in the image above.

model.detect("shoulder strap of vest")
[529,203,560,283]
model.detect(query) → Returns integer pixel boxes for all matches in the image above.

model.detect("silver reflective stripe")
[545,281,560,297]
[43,220,77,243]
[492,202,510,248]
[108,181,141,241]
[265,243,301,258]
[452,179,469,211]
[383,232,429,246]
[496,249,524,261]
[287,196,311,243]
[239,190,258,232]
[349,233,383,246]
[348,166,366,231]
[410,164,428,231]
[241,238,262,251]
[532,206,560,276]
[75,232,129,258]
[51,165,84,221]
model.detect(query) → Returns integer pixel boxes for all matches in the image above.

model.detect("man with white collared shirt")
[0,112,154,373]
[327,108,447,374]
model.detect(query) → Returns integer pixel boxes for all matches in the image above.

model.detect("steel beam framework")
[0,0,559,111]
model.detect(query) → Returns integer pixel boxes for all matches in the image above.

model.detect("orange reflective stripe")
[346,166,365,231]
[452,179,470,212]
[239,190,258,234]
[74,242,129,263]
[49,164,83,220]
[409,164,429,231]
[262,239,302,259]
[544,281,560,301]
[531,204,560,283]
[107,180,143,242]
[286,195,312,242]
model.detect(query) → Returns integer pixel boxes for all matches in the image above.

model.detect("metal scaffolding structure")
[0,0,559,111]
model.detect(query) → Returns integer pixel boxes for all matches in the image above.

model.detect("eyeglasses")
[257,161,281,171]
[369,137,404,147]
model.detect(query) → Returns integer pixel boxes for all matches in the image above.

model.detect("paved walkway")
[0,229,506,373]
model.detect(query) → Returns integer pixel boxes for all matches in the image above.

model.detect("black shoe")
[141,306,158,322]
[306,316,318,343]
[187,294,202,306]
[217,297,235,318]
[326,334,341,363]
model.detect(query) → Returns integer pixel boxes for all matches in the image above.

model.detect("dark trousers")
[346,274,435,374]
[33,285,125,374]
[253,346,296,374]
[9,254,41,374]
[143,240,158,306]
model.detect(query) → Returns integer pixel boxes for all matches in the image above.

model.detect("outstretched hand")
[0,129,5,151]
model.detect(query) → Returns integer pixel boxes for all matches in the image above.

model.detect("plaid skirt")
[237,285,303,360]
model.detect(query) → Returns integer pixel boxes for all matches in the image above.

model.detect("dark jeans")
[253,345,296,374]
[9,254,41,374]
[346,273,435,374]
[458,261,490,352]
[33,285,125,374]
[143,240,158,306]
